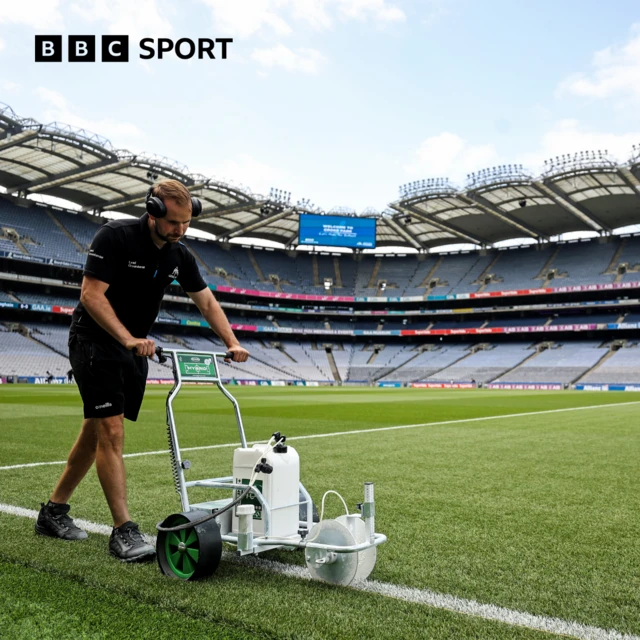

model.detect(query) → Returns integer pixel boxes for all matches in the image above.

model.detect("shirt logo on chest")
[169,266,179,279]
[128,261,146,270]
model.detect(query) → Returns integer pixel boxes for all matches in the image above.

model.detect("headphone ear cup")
[191,197,202,218]
[146,196,167,218]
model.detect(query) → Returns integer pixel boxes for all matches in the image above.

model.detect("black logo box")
[35,36,129,62]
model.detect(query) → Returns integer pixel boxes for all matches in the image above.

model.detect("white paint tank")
[232,444,300,538]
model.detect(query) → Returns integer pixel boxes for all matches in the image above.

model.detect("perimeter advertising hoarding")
[298,213,376,249]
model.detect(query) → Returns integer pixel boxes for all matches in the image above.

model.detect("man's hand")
[225,345,249,363]
[126,337,156,357]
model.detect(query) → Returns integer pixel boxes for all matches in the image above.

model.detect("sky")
[0,0,639,216]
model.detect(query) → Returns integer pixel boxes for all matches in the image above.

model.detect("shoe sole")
[35,524,88,540]
[109,549,156,563]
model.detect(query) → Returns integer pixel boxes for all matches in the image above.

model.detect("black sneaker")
[109,521,155,563]
[35,501,88,540]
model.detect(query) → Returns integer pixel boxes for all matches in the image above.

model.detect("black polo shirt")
[70,213,206,342]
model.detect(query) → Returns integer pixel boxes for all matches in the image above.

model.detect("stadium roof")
[1,102,639,251]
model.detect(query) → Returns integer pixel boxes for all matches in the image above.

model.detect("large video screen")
[298,214,377,249]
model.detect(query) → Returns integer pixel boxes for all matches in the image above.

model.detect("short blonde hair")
[151,179,191,208]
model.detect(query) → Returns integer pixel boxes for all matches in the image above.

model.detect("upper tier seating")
[2,198,639,298]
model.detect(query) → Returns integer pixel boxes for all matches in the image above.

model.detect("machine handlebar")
[154,346,234,362]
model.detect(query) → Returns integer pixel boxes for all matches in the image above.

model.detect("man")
[35,180,249,562]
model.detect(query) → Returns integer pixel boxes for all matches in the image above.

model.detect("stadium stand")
[0,114,639,387]
[379,344,470,382]
[0,330,69,377]
[498,341,606,384]
[425,343,532,383]
[2,200,639,297]
[581,344,640,384]
[0,200,87,264]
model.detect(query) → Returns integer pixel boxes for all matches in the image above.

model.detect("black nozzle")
[254,458,273,475]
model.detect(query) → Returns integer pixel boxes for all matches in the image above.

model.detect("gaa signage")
[35,35,232,62]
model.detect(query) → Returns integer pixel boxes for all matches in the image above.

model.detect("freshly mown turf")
[1,385,639,639]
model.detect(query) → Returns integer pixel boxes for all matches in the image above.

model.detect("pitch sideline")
[0,503,637,640]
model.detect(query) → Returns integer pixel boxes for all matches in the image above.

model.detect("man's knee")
[96,414,125,449]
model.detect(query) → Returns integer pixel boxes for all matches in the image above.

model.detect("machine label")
[236,479,263,520]
[177,353,218,379]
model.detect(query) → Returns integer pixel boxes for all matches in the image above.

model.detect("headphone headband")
[145,186,202,218]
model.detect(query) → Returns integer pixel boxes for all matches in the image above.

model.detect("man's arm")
[187,287,249,362]
[80,275,156,357]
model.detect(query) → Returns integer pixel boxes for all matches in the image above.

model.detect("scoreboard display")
[298,214,377,249]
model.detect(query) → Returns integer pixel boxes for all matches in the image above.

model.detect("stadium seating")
[0,200,86,264]
[482,246,552,292]
[498,341,605,383]
[3,200,640,297]
[379,344,470,382]
[0,330,69,376]
[426,343,532,383]
[581,346,640,384]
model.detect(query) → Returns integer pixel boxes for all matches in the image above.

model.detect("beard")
[153,221,183,243]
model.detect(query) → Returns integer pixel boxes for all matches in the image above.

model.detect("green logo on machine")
[237,479,263,520]
[177,353,218,379]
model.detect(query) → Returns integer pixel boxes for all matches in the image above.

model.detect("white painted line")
[3,400,639,472]
[1,503,637,640]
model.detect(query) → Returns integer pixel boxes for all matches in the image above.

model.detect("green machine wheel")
[157,510,222,580]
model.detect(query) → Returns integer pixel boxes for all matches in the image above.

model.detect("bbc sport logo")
[35,35,233,62]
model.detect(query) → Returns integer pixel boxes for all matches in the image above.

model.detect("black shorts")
[69,336,148,421]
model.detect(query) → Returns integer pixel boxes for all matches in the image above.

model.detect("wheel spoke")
[185,529,197,547]
[186,547,200,562]
[182,554,194,575]
[167,532,181,549]
[169,550,181,568]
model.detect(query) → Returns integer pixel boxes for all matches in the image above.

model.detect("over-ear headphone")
[145,187,202,218]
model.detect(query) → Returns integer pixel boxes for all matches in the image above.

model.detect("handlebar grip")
[224,352,234,361]
[155,346,167,364]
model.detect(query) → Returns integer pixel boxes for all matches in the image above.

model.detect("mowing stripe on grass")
[1,502,637,640]
[2,399,639,472]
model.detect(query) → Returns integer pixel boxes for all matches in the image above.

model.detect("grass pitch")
[0,385,639,639]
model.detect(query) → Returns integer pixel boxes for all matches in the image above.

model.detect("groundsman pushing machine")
[154,347,387,585]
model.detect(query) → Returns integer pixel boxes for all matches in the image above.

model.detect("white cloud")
[251,44,326,73]
[70,0,173,42]
[34,87,144,150]
[199,0,404,38]
[403,132,499,184]
[0,0,64,30]
[517,119,640,172]
[558,23,640,106]
[199,0,293,39]
[336,0,405,23]
[2,81,21,93]
[290,0,333,30]
[0,37,5,52]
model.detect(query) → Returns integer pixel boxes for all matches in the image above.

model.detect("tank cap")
[236,505,255,516]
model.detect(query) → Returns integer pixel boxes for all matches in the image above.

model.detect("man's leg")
[54,413,131,527]
[96,412,155,563]
[35,418,99,540]
[93,413,130,528]
[50,418,99,504]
